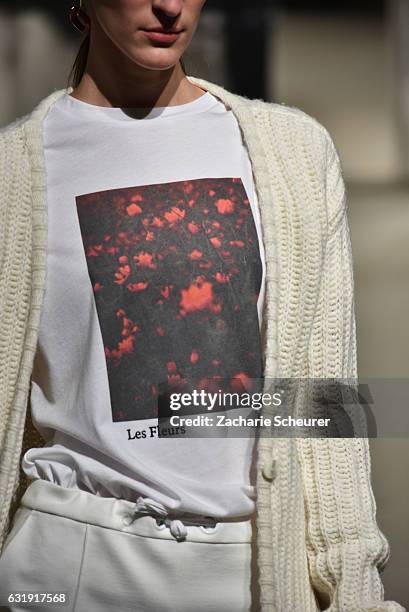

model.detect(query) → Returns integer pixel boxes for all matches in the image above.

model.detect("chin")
[130,52,183,72]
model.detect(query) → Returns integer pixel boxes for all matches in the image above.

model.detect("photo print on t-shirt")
[75,177,263,422]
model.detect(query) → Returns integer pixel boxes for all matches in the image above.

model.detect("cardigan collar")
[23,75,279,386]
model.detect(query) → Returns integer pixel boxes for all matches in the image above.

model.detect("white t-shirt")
[22,89,267,519]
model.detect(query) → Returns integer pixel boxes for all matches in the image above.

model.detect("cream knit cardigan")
[0,75,405,612]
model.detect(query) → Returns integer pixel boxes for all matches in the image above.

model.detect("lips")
[141,29,183,43]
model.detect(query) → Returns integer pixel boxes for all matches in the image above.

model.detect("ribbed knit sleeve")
[296,134,406,612]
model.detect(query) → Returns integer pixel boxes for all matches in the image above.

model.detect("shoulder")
[190,76,334,147]
[0,113,31,155]
[259,99,329,135]
[0,113,31,136]
[0,87,68,145]
[246,96,337,162]
[242,96,347,228]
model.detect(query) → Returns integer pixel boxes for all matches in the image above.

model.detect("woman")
[0,1,404,611]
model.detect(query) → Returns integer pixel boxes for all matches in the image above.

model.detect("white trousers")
[0,479,259,612]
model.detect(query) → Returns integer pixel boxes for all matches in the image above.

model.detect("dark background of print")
[76,177,263,422]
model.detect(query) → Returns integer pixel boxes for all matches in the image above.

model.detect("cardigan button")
[261,459,276,482]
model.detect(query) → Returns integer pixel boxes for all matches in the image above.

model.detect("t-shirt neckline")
[58,90,220,122]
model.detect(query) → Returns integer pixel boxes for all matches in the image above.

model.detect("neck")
[70,31,205,109]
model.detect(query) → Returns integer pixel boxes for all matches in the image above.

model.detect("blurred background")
[0,0,408,606]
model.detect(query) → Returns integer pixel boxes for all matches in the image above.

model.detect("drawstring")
[124,496,217,542]
[132,496,188,541]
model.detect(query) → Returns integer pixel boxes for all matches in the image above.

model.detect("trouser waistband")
[20,479,253,544]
